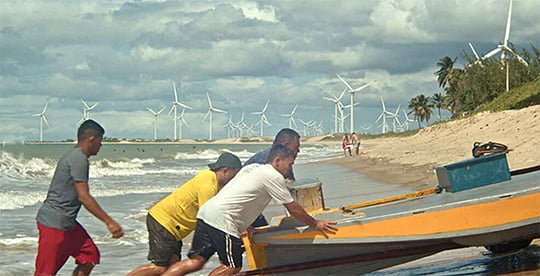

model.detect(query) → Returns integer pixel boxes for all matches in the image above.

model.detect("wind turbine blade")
[157,106,166,114]
[503,0,512,46]
[206,93,213,108]
[291,104,298,115]
[173,82,179,102]
[81,99,90,109]
[352,82,372,92]
[168,105,175,116]
[482,48,501,60]
[468,41,480,60]
[337,88,347,101]
[146,107,156,114]
[43,116,50,127]
[213,108,227,114]
[505,47,529,66]
[42,102,49,113]
[178,103,193,110]
[262,100,269,113]
[322,97,334,102]
[202,110,210,122]
[181,118,189,127]
[336,74,354,91]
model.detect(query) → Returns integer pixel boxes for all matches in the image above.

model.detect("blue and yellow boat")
[240,153,540,275]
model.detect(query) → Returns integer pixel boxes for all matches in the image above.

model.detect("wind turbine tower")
[203,93,227,140]
[33,102,50,142]
[336,74,372,134]
[147,106,166,140]
[168,82,192,140]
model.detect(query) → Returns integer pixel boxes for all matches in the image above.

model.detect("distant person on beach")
[342,133,352,157]
[126,152,242,276]
[35,119,124,276]
[161,145,338,276]
[243,128,301,226]
[351,132,361,155]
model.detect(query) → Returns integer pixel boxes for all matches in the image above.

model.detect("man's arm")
[74,181,124,238]
[283,201,337,238]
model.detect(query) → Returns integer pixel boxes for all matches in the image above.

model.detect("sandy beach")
[321,104,540,191]
[316,105,540,274]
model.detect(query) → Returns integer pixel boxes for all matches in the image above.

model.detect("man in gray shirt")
[35,119,123,276]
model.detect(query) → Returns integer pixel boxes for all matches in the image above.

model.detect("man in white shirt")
[162,144,338,276]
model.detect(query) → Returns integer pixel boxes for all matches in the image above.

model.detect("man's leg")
[127,214,182,276]
[72,263,94,276]
[162,255,207,276]
[209,264,241,276]
[35,223,71,276]
[72,224,100,276]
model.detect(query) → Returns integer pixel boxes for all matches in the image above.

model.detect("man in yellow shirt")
[126,152,242,276]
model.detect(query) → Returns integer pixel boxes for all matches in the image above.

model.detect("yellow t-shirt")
[148,169,218,241]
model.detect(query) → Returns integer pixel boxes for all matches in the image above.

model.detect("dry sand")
[322,104,540,190]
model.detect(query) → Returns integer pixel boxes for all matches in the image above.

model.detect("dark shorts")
[35,222,99,276]
[188,219,245,268]
[147,214,183,266]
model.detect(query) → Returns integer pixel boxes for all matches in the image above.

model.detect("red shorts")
[35,222,100,276]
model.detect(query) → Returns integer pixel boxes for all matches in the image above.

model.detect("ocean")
[1,143,538,275]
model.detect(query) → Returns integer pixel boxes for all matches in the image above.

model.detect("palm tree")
[431,93,446,121]
[408,94,434,128]
[435,56,458,88]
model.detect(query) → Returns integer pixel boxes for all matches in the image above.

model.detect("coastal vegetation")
[408,45,540,127]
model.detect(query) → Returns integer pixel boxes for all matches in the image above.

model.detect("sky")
[1,0,539,142]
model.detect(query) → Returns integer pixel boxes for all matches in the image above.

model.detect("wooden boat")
[239,154,540,275]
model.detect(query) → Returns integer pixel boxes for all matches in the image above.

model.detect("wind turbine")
[252,100,271,136]
[234,112,248,137]
[146,106,166,140]
[385,105,401,133]
[401,109,414,131]
[78,99,99,124]
[203,93,227,140]
[224,115,235,138]
[336,74,372,133]
[323,88,347,133]
[477,0,528,91]
[280,104,298,129]
[168,81,192,140]
[376,97,389,134]
[33,102,49,142]
[177,108,189,139]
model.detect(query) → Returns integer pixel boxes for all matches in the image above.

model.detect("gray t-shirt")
[36,147,89,230]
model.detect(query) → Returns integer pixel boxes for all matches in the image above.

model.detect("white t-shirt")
[197,163,294,238]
